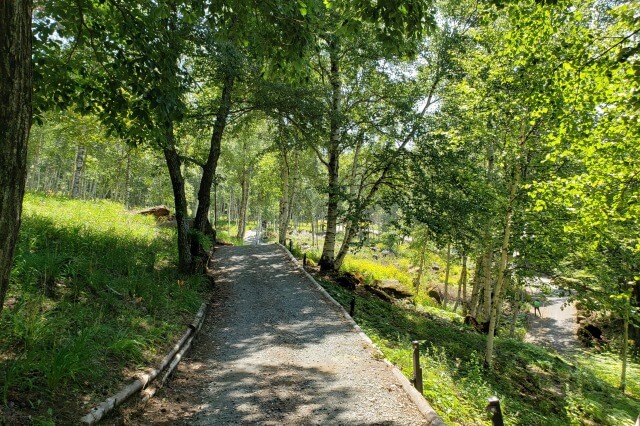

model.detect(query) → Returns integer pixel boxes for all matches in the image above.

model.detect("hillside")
[0,193,209,424]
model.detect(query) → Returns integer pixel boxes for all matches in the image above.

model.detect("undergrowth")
[0,193,209,424]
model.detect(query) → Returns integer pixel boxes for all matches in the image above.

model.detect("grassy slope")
[315,277,639,425]
[0,193,209,424]
[281,234,639,425]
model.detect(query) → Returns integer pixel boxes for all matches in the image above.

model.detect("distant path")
[121,244,428,425]
[525,294,579,355]
[243,229,261,245]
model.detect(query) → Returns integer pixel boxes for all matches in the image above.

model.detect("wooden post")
[303,253,307,267]
[487,397,504,426]
[349,297,355,317]
[412,341,423,394]
[289,239,293,252]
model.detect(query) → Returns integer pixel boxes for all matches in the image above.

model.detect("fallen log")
[80,303,207,424]
[364,285,394,303]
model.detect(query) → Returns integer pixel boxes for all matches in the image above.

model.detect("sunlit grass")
[314,275,640,426]
[1,192,209,420]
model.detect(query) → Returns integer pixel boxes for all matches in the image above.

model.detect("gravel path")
[120,244,428,425]
[525,294,579,355]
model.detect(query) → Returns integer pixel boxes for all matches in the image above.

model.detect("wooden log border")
[276,243,445,426]
[80,302,208,424]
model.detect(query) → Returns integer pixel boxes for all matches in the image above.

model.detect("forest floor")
[109,244,429,425]
[525,292,579,355]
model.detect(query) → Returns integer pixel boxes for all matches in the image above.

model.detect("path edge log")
[80,303,208,424]
[276,243,445,426]
[141,302,208,402]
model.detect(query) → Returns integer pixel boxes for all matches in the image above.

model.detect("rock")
[381,249,394,257]
[576,315,586,324]
[138,205,171,219]
[335,272,363,291]
[408,266,420,274]
[428,289,442,304]
[464,315,491,335]
[577,323,605,348]
[373,279,412,299]
[430,264,440,271]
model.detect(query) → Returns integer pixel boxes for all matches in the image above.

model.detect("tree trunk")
[454,254,467,312]
[479,246,493,322]
[236,171,250,240]
[72,142,86,198]
[163,141,192,275]
[333,220,356,270]
[485,164,519,367]
[620,293,630,392]
[0,0,32,315]
[288,149,299,225]
[228,189,232,237]
[469,255,483,318]
[414,242,428,293]
[192,74,234,254]
[278,150,290,245]
[124,147,132,208]
[319,38,342,272]
[509,287,522,338]
[443,242,452,307]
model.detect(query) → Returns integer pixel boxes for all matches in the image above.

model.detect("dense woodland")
[1,0,639,424]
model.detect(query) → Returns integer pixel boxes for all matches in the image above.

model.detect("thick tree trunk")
[192,74,234,252]
[0,0,32,315]
[72,142,86,198]
[163,141,192,275]
[319,39,342,272]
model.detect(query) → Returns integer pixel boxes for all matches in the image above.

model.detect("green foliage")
[342,256,413,289]
[1,193,208,417]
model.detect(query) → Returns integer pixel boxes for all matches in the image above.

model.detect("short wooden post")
[412,341,423,394]
[349,297,356,317]
[288,239,293,252]
[487,397,504,426]
[303,253,307,267]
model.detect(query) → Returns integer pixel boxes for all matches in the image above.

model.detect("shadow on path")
[116,244,426,425]
[526,295,579,355]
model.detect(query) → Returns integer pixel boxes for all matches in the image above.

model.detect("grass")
[0,193,210,424]
[310,273,640,425]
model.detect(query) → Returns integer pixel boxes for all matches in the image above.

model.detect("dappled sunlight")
[127,244,428,425]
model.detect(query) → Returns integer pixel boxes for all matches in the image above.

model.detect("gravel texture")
[116,244,428,425]
[525,294,578,355]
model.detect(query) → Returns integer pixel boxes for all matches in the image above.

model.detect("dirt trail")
[525,294,579,355]
[116,244,428,425]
